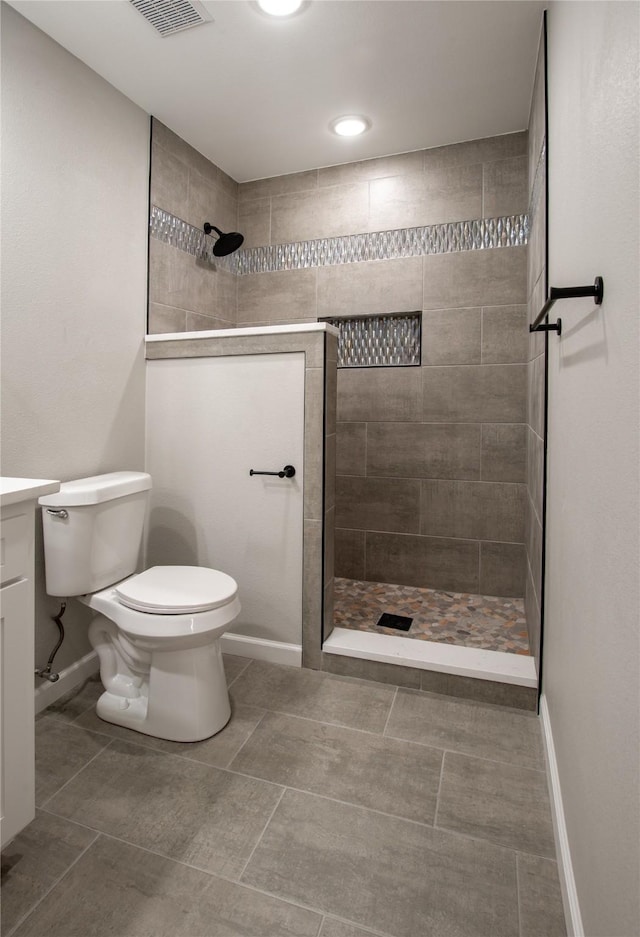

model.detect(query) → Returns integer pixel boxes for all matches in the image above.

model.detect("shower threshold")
[324,578,537,689]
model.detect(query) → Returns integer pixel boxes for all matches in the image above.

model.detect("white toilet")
[39,471,240,742]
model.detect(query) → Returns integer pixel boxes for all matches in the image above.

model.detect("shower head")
[203,223,244,257]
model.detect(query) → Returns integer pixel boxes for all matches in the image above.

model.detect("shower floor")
[334,578,530,655]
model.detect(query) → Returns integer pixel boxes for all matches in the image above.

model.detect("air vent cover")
[130,0,212,37]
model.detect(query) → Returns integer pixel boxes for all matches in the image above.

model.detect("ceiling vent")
[129,0,212,37]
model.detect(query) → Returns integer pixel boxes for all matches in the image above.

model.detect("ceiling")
[7,0,546,183]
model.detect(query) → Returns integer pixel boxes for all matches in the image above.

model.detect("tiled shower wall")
[148,119,238,333]
[526,29,547,670]
[238,135,529,597]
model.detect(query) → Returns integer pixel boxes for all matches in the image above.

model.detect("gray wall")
[1,5,149,674]
[545,3,639,935]
[525,27,547,671]
[238,137,529,596]
[149,118,238,333]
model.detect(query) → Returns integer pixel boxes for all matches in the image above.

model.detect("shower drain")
[376,613,413,632]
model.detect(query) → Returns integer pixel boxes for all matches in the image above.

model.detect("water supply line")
[35,601,66,682]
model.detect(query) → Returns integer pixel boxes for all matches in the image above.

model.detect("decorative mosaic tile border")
[150,204,529,277]
[321,313,421,368]
[149,206,236,271]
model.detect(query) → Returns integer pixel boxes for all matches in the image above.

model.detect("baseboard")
[221,632,302,667]
[33,637,299,714]
[539,694,584,937]
[34,650,100,714]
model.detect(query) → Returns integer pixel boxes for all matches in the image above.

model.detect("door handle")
[249,465,296,479]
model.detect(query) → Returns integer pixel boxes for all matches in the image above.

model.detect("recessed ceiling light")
[257,0,304,16]
[330,115,371,137]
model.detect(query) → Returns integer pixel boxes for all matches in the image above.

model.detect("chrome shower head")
[203,223,244,257]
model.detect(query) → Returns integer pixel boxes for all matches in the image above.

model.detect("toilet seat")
[115,566,238,615]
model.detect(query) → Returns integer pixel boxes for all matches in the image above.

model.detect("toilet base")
[89,613,232,742]
[95,683,232,743]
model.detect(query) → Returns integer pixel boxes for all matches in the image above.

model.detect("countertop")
[0,477,60,508]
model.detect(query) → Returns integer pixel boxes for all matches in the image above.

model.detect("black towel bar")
[530,276,604,335]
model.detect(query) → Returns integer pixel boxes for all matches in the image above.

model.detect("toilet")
[38,471,240,742]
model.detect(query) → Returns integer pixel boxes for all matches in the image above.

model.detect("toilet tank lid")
[38,471,152,507]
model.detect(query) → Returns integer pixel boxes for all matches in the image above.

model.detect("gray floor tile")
[230,660,395,734]
[437,751,556,857]
[1,810,97,935]
[37,675,103,723]
[44,739,283,879]
[242,788,519,937]
[384,688,544,768]
[223,653,252,686]
[12,835,322,937]
[35,717,110,806]
[517,853,567,937]
[73,700,266,769]
[23,661,562,937]
[230,710,443,824]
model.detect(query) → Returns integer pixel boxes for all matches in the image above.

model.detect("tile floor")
[2,657,566,937]
[334,578,530,655]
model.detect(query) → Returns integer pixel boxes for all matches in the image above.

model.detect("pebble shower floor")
[334,578,530,655]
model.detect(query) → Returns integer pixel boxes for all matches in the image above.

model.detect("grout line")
[224,707,267,765]
[381,685,399,736]
[60,716,115,741]
[436,744,548,774]
[333,527,526,546]
[4,830,100,937]
[433,748,447,829]
[321,916,393,937]
[237,786,287,880]
[432,818,557,863]
[37,735,115,810]
[225,656,253,690]
[235,780,436,833]
[37,806,107,836]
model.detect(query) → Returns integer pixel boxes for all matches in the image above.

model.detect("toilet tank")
[39,472,152,597]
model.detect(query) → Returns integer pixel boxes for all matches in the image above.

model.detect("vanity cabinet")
[1,478,59,848]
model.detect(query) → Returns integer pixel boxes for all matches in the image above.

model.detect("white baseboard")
[34,636,299,716]
[221,632,302,667]
[539,694,584,937]
[34,650,100,714]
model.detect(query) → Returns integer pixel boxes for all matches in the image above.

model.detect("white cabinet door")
[1,578,34,848]
[145,353,305,649]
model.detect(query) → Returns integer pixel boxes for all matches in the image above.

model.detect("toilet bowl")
[85,566,241,741]
[39,472,241,742]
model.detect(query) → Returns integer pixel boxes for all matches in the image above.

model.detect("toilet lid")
[115,566,238,615]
